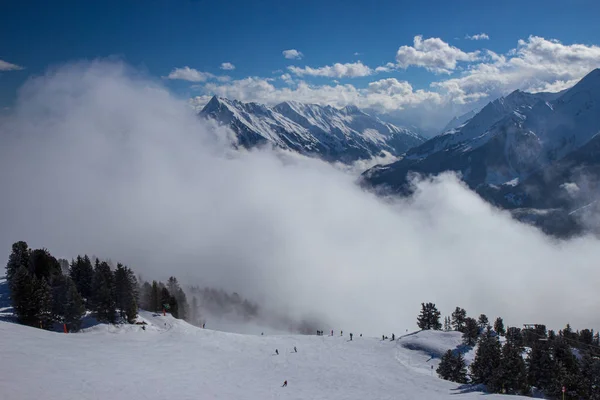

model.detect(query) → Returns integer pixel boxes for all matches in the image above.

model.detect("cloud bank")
[288,62,373,78]
[395,35,480,74]
[188,36,600,131]
[1,61,599,336]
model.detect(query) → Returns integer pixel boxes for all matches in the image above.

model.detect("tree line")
[4,241,190,332]
[417,302,600,399]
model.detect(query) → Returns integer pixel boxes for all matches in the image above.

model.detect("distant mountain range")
[199,96,425,163]
[362,68,600,237]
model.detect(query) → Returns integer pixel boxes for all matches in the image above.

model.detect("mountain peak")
[342,105,361,114]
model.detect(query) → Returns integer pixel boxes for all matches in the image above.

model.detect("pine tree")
[92,261,116,323]
[437,350,468,383]
[63,278,85,332]
[51,273,70,319]
[151,281,160,312]
[437,350,455,381]
[10,265,35,325]
[5,241,30,283]
[493,317,505,336]
[500,342,528,395]
[579,329,594,346]
[29,248,62,282]
[114,264,138,323]
[478,314,489,330]
[139,281,153,310]
[579,351,600,399]
[547,337,580,398]
[527,339,554,393]
[166,277,188,320]
[416,302,442,330]
[462,317,479,346]
[451,307,467,332]
[31,275,53,329]
[470,328,502,391]
[69,255,94,305]
[506,327,524,349]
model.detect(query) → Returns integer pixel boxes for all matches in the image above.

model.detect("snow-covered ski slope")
[0,311,527,400]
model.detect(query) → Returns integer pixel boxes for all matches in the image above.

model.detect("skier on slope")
[392,333,395,341]
[294,346,297,353]
[282,380,288,387]
[350,333,353,341]
[275,349,279,355]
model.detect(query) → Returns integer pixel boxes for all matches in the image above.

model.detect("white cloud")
[199,76,442,114]
[191,36,600,130]
[396,35,480,74]
[283,49,303,60]
[288,61,373,78]
[167,66,215,82]
[0,59,24,71]
[353,52,362,56]
[220,62,236,70]
[1,60,599,336]
[375,62,396,73]
[280,73,294,85]
[466,33,490,41]
[432,36,600,104]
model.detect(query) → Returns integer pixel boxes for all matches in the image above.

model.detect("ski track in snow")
[0,309,528,400]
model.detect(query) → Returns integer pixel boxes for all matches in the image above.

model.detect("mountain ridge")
[199,96,425,164]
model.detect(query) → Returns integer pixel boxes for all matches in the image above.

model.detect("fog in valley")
[0,61,598,336]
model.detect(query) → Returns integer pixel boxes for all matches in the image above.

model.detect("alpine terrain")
[199,96,425,163]
[362,68,600,236]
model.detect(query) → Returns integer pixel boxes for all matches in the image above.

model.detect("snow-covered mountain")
[440,108,478,133]
[362,68,600,236]
[199,96,425,163]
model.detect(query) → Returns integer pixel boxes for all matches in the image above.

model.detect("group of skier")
[279,331,397,388]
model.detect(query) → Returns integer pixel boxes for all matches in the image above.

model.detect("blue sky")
[2,0,600,129]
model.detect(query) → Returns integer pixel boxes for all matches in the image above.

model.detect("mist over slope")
[0,60,598,336]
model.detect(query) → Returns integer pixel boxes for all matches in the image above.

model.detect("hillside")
[199,96,424,164]
[0,309,528,400]
[361,69,600,236]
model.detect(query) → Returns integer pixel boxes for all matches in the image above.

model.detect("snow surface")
[0,305,529,400]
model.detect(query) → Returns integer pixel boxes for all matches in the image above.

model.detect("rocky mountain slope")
[362,69,600,236]
[199,96,424,163]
